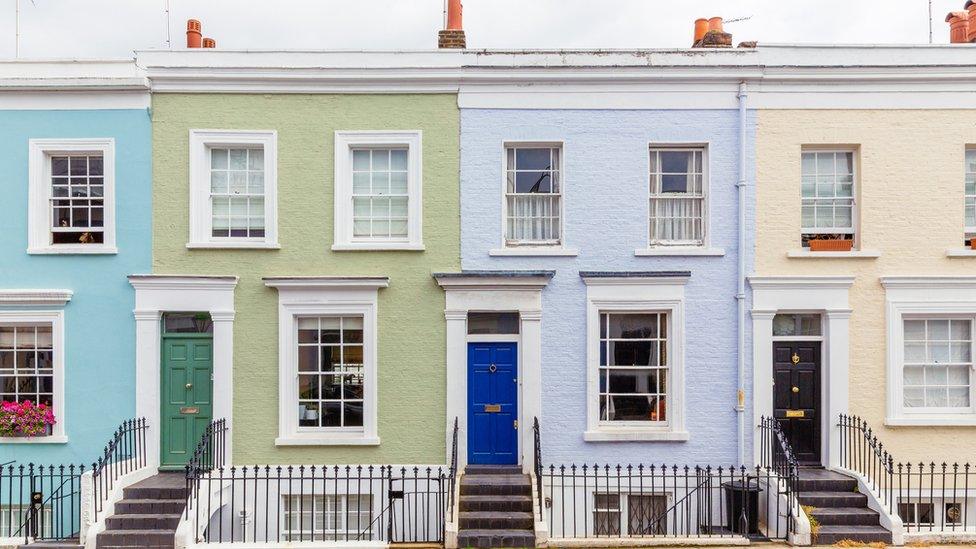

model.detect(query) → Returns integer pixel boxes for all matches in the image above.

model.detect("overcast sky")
[0,0,964,58]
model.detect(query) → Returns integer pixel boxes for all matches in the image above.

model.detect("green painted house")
[134,51,460,467]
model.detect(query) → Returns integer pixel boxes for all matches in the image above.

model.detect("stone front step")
[121,485,186,500]
[816,525,893,544]
[796,468,859,492]
[798,491,868,508]
[105,514,181,530]
[460,474,532,496]
[457,528,536,548]
[808,506,881,526]
[464,465,524,475]
[94,529,176,548]
[114,499,185,515]
[459,494,534,512]
[459,511,534,530]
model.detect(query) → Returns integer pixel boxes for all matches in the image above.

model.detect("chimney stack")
[693,17,733,48]
[186,19,202,48]
[438,0,466,49]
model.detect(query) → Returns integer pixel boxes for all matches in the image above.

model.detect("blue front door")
[468,342,518,465]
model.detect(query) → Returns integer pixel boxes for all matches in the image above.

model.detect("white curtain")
[507,195,560,242]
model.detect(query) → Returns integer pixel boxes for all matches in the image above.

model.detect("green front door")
[160,333,214,470]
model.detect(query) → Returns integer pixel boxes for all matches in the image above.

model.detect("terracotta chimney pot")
[708,17,724,33]
[694,18,709,44]
[186,19,202,48]
[446,0,463,30]
[947,11,970,44]
[202,38,216,48]
[967,0,976,42]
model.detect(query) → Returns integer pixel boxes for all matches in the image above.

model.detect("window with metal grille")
[283,494,372,540]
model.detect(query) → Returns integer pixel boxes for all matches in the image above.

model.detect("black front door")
[773,341,821,464]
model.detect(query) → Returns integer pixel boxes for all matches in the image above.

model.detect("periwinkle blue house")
[437,50,756,471]
[0,61,151,465]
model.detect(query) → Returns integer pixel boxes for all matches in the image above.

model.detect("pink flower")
[0,400,57,437]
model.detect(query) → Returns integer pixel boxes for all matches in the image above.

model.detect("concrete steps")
[797,468,891,545]
[95,473,186,549]
[457,465,536,548]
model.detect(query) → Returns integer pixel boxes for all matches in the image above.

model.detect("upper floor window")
[649,148,706,247]
[188,130,278,249]
[801,150,856,249]
[334,131,423,251]
[504,145,562,247]
[28,139,116,254]
[966,149,975,246]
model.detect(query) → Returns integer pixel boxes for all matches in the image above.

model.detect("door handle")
[186,383,193,390]
[792,386,799,394]
[488,364,497,373]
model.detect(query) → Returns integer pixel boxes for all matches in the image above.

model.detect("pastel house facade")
[446,50,757,469]
[0,61,151,463]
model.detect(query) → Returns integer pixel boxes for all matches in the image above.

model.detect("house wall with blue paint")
[0,104,152,465]
[460,107,756,465]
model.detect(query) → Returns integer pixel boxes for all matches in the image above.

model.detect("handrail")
[92,418,149,521]
[447,417,459,524]
[532,416,543,521]
[758,416,800,536]
[184,418,228,519]
[838,414,895,513]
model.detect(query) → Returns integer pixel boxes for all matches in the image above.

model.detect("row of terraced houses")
[2,4,976,549]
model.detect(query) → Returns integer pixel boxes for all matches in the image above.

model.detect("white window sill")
[0,435,68,444]
[885,416,976,427]
[635,247,725,257]
[489,247,579,257]
[187,241,281,250]
[583,429,689,442]
[787,249,881,259]
[275,435,381,446]
[332,242,425,252]
[28,246,117,255]
[946,248,976,257]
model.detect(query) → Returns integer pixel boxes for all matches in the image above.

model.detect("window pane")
[350,147,410,241]
[801,149,856,237]
[297,316,367,429]
[772,314,822,337]
[48,153,105,245]
[210,147,265,239]
[903,318,973,409]
[650,148,705,246]
[505,146,562,245]
[0,325,56,422]
[163,313,213,333]
[467,312,520,335]
[599,313,668,424]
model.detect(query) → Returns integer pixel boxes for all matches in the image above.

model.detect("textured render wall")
[755,110,976,460]
[0,109,152,463]
[460,109,756,465]
[151,94,459,465]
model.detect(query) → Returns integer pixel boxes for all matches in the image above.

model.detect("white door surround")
[749,276,854,468]
[129,275,238,468]
[434,271,553,473]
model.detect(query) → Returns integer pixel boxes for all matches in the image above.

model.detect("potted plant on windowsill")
[0,401,56,438]
[807,234,854,252]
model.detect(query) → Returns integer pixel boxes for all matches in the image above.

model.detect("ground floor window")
[0,324,54,410]
[599,312,669,424]
[297,316,365,429]
[902,318,972,410]
[593,493,668,536]
[283,494,372,540]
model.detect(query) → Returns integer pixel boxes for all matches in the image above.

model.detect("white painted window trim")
[0,299,70,444]
[28,138,116,255]
[581,276,689,442]
[188,130,279,249]
[646,144,710,250]
[333,131,423,251]
[881,276,976,426]
[500,141,568,251]
[264,277,388,446]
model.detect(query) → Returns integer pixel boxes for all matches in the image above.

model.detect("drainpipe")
[736,81,749,466]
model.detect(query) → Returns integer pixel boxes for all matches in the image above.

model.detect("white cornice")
[128,274,239,292]
[748,276,856,290]
[0,290,73,307]
[880,276,976,290]
[433,273,553,291]
[263,276,390,291]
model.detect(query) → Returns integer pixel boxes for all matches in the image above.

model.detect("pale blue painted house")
[447,51,756,470]
[0,61,151,465]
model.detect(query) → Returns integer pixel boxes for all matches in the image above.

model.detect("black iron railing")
[840,414,975,533]
[0,463,85,543]
[185,464,450,544]
[539,463,793,540]
[757,415,799,536]
[447,417,459,527]
[185,418,228,521]
[92,418,148,521]
[533,416,543,521]
[838,414,896,513]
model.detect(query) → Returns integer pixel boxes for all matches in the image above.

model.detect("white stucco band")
[749,276,854,468]
[129,275,238,467]
[434,272,553,473]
